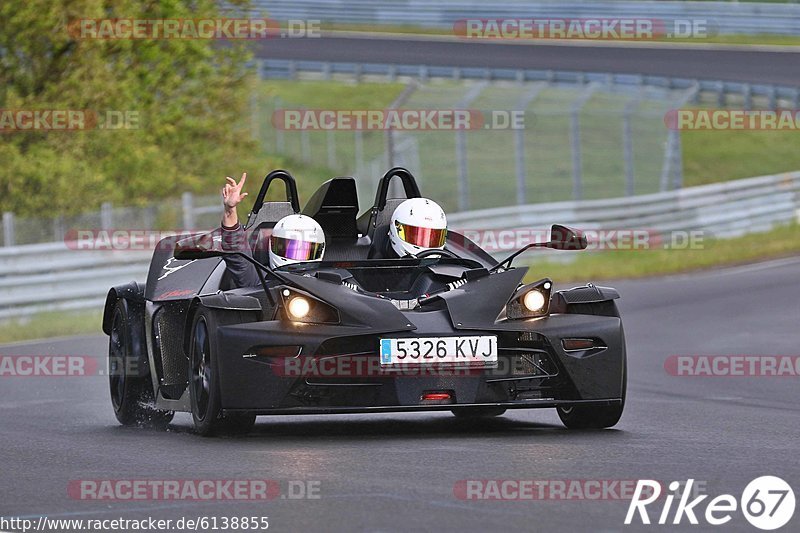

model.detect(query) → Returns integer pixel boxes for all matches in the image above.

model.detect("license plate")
[379,336,498,366]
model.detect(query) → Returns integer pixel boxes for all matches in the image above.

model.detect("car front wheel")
[189,308,256,436]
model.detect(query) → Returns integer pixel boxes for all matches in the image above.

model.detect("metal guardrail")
[448,170,800,237]
[252,0,800,35]
[1,171,797,319]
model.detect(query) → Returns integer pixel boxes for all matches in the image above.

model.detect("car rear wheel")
[557,300,626,429]
[189,308,256,437]
[109,300,174,428]
[451,407,507,418]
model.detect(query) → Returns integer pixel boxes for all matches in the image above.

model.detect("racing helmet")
[268,214,325,268]
[389,198,447,258]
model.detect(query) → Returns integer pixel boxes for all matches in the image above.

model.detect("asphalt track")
[1,256,798,532]
[254,34,800,85]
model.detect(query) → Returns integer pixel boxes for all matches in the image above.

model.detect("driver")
[219,173,325,287]
[388,198,448,257]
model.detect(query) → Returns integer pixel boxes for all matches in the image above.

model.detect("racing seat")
[243,170,302,265]
[358,167,422,259]
[302,177,371,261]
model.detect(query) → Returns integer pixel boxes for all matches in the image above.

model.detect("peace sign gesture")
[222,172,248,210]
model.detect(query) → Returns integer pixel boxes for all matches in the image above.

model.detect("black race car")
[102,168,626,436]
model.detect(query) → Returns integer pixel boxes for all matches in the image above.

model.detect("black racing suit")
[220,222,260,287]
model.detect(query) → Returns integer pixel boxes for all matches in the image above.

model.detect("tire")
[451,407,507,419]
[189,308,256,437]
[556,300,626,429]
[108,300,174,428]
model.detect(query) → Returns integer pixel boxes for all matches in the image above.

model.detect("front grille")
[509,349,559,377]
[486,348,559,382]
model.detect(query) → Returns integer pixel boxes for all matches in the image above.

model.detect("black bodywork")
[102,169,625,427]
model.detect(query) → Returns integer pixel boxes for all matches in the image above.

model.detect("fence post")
[569,83,598,201]
[453,81,489,210]
[2,212,15,247]
[100,202,113,230]
[53,216,65,243]
[385,128,395,169]
[663,84,696,192]
[743,84,753,111]
[182,192,195,230]
[327,131,337,169]
[455,130,469,210]
[623,91,643,197]
[623,110,634,196]
[300,128,311,162]
[512,83,546,205]
[273,96,285,154]
[659,131,679,192]
[569,111,583,200]
[514,127,526,205]
[249,90,259,142]
[354,130,364,176]
[672,130,684,190]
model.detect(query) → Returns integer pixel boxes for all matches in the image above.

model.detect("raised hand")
[222,172,248,210]
[221,172,247,228]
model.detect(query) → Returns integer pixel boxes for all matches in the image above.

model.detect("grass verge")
[523,222,800,283]
[0,309,103,345]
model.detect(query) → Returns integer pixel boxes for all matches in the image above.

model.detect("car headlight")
[280,288,339,324]
[506,279,552,320]
[287,296,311,319]
[522,290,546,313]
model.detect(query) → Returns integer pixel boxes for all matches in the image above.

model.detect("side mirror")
[174,232,227,260]
[549,224,588,250]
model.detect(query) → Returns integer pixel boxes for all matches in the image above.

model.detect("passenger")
[219,173,325,287]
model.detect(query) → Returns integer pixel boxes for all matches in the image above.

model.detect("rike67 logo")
[626,477,795,530]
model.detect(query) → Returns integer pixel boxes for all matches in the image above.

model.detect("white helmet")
[389,198,447,258]
[268,214,325,268]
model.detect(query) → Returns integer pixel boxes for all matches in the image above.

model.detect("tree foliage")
[0,0,267,216]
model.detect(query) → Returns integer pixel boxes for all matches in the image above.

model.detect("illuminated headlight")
[523,290,546,313]
[280,288,339,324]
[506,279,552,320]
[287,297,310,319]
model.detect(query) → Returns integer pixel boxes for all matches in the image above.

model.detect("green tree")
[0,0,268,216]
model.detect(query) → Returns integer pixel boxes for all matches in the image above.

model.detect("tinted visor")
[395,221,447,248]
[270,236,325,261]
